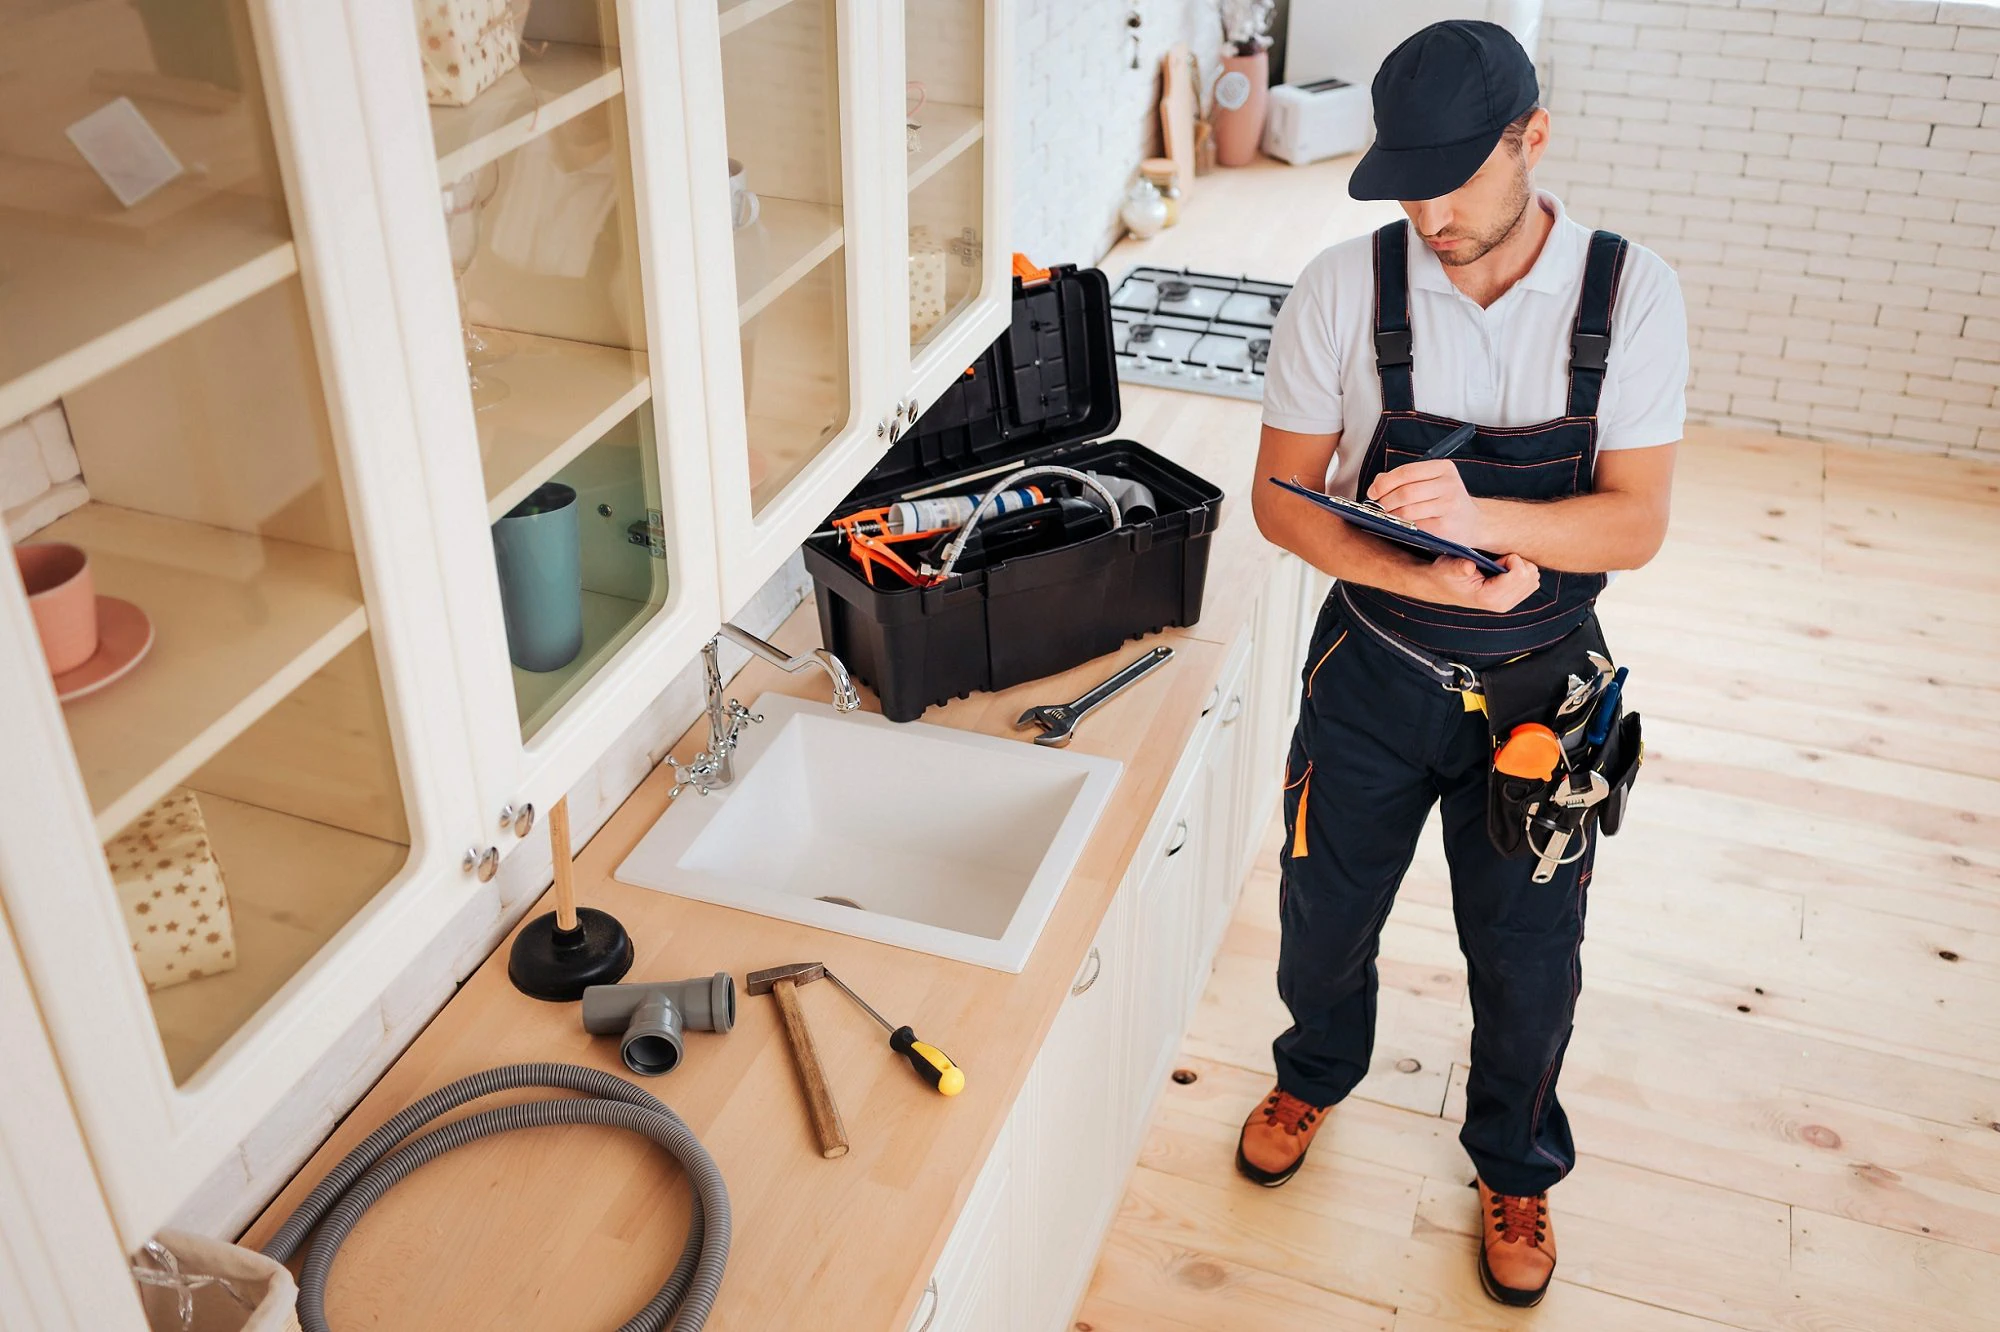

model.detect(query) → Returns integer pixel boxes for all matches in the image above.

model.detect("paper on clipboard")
[1267,476,1509,576]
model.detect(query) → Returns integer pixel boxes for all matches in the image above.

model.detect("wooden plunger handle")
[548,797,578,933]
[772,978,850,1159]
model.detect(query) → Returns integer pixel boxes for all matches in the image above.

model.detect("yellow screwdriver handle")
[891,1026,965,1096]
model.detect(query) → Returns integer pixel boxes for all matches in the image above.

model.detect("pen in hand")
[1421,422,1478,461]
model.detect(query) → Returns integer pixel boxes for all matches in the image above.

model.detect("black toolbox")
[803,263,1224,723]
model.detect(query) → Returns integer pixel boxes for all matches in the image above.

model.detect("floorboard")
[1074,427,2000,1331]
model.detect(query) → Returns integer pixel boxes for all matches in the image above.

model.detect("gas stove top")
[1110,266,1294,402]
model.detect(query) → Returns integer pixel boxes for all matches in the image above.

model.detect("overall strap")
[1566,230,1629,420]
[1372,221,1415,413]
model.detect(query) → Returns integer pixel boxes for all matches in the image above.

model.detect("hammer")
[746,963,848,1159]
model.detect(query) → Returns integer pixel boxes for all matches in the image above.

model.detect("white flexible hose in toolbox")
[261,1063,730,1332]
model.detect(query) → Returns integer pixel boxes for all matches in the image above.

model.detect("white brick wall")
[1012,0,1224,266]
[1540,0,2000,455]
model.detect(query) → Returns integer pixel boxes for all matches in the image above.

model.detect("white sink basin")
[614,693,1123,971]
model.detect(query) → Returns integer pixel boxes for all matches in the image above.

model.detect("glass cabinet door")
[418,0,670,742]
[0,0,431,1084]
[901,0,991,362]
[717,0,861,516]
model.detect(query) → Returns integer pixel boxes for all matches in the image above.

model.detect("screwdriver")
[824,969,965,1096]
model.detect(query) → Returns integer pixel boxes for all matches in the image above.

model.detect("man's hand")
[1367,460,1485,547]
[1421,553,1542,612]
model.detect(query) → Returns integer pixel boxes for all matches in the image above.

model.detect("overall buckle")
[1570,332,1610,373]
[1374,329,1413,371]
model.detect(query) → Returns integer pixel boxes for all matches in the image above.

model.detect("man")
[1235,20,1687,1307]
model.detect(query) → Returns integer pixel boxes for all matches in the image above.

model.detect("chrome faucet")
[668,623,860,797]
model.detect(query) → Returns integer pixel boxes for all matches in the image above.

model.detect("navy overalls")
[1274,219,1630,1196]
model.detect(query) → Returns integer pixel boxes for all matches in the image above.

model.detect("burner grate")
[1110,265,1294,402]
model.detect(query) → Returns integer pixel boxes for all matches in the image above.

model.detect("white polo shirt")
[1262,192,1689,500]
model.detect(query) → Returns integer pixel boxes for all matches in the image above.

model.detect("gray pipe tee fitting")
[582,973,736,1076]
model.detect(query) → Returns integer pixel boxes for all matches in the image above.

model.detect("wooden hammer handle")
[772,978,849,1159]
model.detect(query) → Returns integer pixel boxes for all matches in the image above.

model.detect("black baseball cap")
[1348,20,1540,202]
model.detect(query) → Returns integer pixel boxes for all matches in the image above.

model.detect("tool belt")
[1336,588,1643,879]
[1478,614,1643,880]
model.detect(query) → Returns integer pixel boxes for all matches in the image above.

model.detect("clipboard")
[1267,477,1509,576]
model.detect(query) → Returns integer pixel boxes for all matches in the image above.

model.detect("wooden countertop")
[245,154,1385,1332]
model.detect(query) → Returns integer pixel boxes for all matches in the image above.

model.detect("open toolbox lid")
[836,263,1121,507]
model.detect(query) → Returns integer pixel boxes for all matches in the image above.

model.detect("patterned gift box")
[910,225,949,345]
[106,789,236,991]
[413,0,527,109]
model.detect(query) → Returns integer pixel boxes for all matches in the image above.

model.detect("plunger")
[508,797,635,1001]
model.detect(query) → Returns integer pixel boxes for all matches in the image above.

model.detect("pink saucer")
[53,596,153,702]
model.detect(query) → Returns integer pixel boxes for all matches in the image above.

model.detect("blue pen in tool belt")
[1423,423,1479,460]
[1586,667,1628,749]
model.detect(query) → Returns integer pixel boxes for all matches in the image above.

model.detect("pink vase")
[1214,48,1270,168]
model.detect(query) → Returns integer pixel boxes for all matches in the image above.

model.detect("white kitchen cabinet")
[0,0,1015,1261]
[1015,887,1133,1332]
[686,0,1016,612]
[370,0,728,833]
[1198,636,1255,961]
[0,0,486,1246]
[912,555,1315,1332]
[910,1118,1016,1332]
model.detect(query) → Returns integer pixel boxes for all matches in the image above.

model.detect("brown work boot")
[1234,1087,1331,1187]
[1477,1180,1557,1307]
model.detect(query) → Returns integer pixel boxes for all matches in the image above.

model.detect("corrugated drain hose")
[262,1063,729,1332]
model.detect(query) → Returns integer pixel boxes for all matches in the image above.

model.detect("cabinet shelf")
[429,42,625,184]
[513,588,653,738]
[0,200,296,427]
[736,198,844,325]
[474,330,652,520]
[718,0,811,37]
[907,103,983,193]
[41,503,370,841]
[146,792,407,1083]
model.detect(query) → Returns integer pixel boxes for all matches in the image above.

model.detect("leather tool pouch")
[1481,615,1623,859]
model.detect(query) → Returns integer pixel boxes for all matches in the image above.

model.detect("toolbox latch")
[1012,252,1053,287]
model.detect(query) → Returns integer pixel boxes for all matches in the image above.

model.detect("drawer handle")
[913,1278,939,1332]
[1221,694,1244,724]
[1071,946,1103,995]
[1201,685,1220,716]
[1166,818,1190,857]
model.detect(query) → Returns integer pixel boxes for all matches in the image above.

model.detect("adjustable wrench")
[1015,646,1175,748]
[1528,769,1609,883]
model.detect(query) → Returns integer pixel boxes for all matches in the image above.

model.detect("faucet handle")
[667,752,718,799]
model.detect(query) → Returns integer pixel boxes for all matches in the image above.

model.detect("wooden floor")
[1074,428,2000,1332]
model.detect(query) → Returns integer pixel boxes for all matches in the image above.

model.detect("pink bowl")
[16,542,97,676]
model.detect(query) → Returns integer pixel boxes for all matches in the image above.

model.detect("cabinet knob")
[499,802,536,836]
[1201,685,1220,716]
[888,418,904,443]
[463,846,500,882]
[1070,946,1104,996]
[1166,818,1190,856]
[1221,694,1244,724]
[877,418,890,439]
[902,396,920,422]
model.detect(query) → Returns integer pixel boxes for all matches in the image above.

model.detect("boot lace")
[1260,1090,1322,1137]
[1491,1191,1548,1247]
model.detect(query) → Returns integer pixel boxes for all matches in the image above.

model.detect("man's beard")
[1428,167,1533,268]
